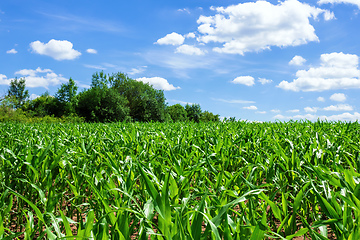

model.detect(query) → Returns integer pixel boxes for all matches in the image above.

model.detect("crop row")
[1,121,360,239]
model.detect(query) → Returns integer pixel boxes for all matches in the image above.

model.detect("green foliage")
[3,71,220,123]
[76,86,130,122]
[224,116,237,122]
[111,72,167,122]
[54,78,78,116]
[23,92,57,117]
[91,71,111,88]
[200,110,220,122]
[1,121,360,239]
[0,107,28,122]
[185,103,202,122]
[166,104,187,122]
[7,77,29,109]
[55,78,78,103]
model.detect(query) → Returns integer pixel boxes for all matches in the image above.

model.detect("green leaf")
[60,210,73,237]
[285,228,308,240]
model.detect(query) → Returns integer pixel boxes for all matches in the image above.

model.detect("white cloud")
[271,109,281,113]
[287,109,300,113]
[330,93,346,102]
[256,111,267,114]
[155,32,185,46]
[289,55,306,66]
[273,112,360,121]
[196,0,334,55]
[175,44,206,55]
[323,104,353,111]
[318,0,360,9]
[30,39,81,60]
[178,8,191,14]
[86,48,97,54]
[137,77,180,91]
[232,76,255,86]
[317,96,325,102]
[212,98,255,104]
[258,78,273,85]
[324,112,360,121]
[185,32,196,38]
[128,66,147,75]
[243,105,258,110]
[14,67,68,88]
[273,114,286,119]
[278,52,360,91]
[6,49,17,54]
[304,107,318,113]
[0,74,10,85]
[29,94,40,100]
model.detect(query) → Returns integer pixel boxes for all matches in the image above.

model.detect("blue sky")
[1,0,360,121]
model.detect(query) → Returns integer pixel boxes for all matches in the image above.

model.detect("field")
[1,121,360,239]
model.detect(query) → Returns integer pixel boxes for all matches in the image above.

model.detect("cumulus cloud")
[256,111,267,114]
[318,0,360,9]
[86,49,97,54]
[289,55,306,66]
[243,105,258,110]
[175,44,206,55]
[325,112,360,121]
[185,32,196,38]
[330,93,346,102]
[317,96,325,102]
[258,78,273,85]
[30,39,81,60]
[137,77,180,91]
[278,52,360,91]
[287,109,300,113]
[323,104,353,111]
[231,76,255,86]
[6,49,17,54]
[273,112,360,121]
[271,109,281,113]
[155,32,185,46]
[0,74,10,85]
[304,107,318,113]
[14,67,68,88]
[1,69,68,89]
[196,0,334,55]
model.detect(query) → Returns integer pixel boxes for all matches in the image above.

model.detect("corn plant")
[1,120,360,239]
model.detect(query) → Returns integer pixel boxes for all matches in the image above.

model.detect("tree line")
[0,71,220,123]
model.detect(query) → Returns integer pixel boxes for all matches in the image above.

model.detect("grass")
[1,120,360,239]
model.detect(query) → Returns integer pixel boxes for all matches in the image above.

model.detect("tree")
[111,72,167,122]
[53,78,78,116]
[76,82,130,123]
[185,104,202,122]
[7,77,29,109]
[167,104,187,122]
[24,92,57,117]
[200,111,220,122]
[91,71,110,89]
[56,78,78,103]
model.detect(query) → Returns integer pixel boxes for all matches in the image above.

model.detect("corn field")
[1,121,360,239]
